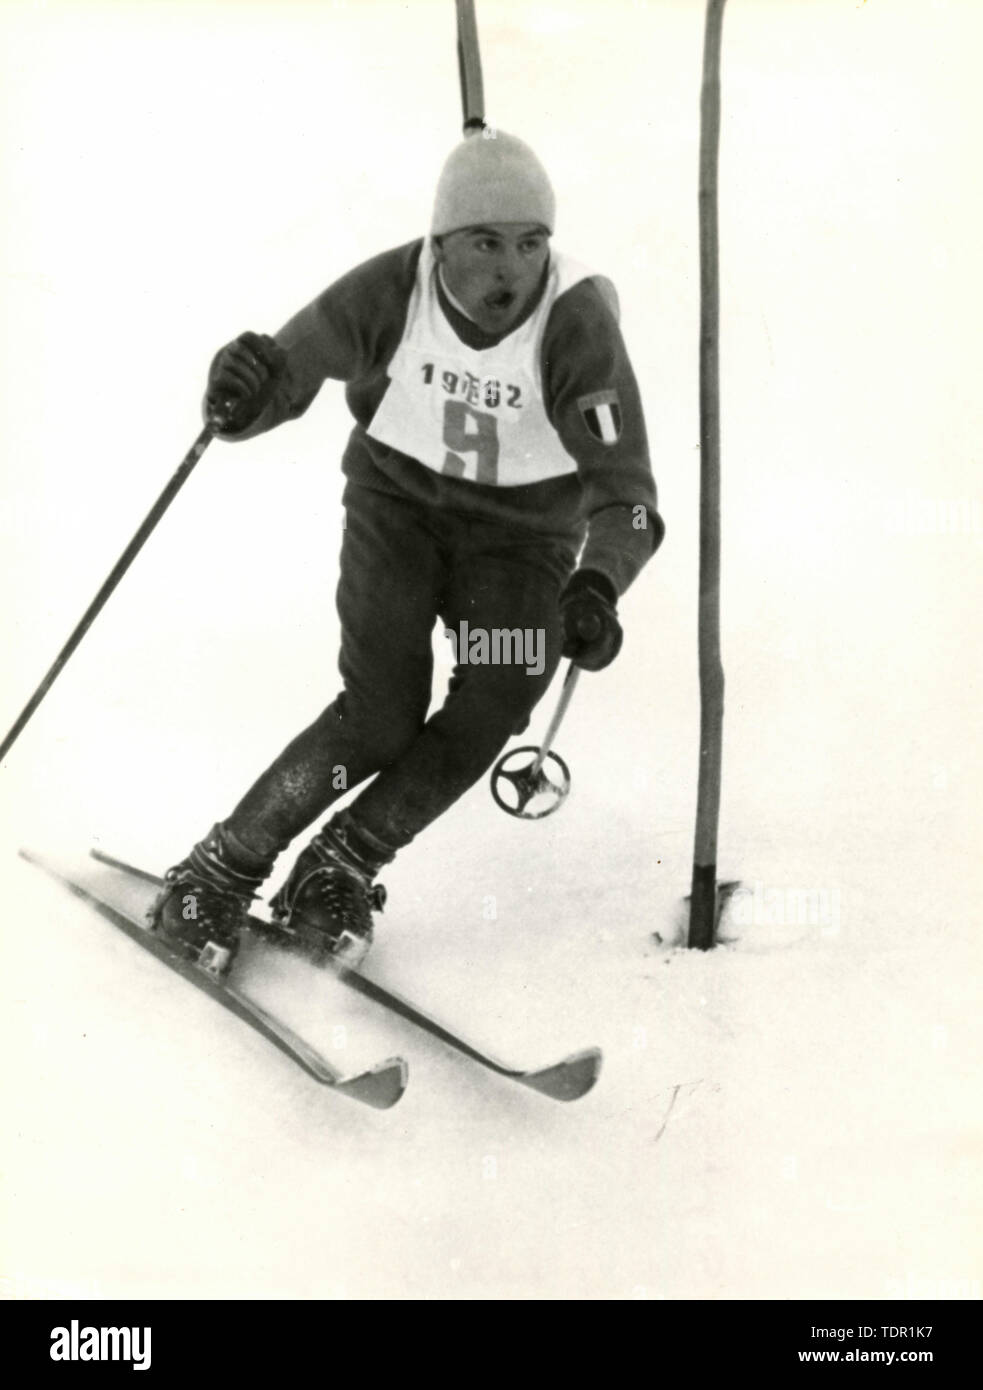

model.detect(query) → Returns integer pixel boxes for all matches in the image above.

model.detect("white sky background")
[0,0,980,1299]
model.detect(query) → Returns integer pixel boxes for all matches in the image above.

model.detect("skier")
[151,130,664,976]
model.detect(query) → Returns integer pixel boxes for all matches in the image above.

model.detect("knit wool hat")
[430,130,556,236]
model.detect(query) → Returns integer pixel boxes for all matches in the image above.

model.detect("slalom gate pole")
[688,0,728,949]
[455,0,486,133]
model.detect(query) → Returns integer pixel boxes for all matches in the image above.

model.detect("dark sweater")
[219,239,664,596]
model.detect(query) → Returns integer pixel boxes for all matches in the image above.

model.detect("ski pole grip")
[205,395,238,433]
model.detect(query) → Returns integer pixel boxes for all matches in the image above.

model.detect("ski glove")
[559,569,623,672]
[205,331,287,433]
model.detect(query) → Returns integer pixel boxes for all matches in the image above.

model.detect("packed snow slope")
[2,1,980,1299]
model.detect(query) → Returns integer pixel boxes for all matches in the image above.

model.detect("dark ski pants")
[224,480,576,863]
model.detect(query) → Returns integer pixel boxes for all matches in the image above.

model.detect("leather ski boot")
[149,825,271,979]
[269,816,390,969]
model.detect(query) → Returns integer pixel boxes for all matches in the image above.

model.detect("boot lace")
[290,862,385,936]
[161,864,255,946]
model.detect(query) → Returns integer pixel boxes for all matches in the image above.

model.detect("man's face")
[433,222,550,333]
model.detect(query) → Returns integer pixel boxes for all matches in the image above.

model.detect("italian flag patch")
[577,389,622,445]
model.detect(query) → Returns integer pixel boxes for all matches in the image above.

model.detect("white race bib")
[367,243,596,487]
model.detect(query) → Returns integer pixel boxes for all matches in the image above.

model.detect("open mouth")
[484,290,516,312]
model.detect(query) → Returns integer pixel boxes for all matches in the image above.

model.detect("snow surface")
[1,0,980,1300]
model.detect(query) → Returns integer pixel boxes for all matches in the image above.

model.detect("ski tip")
[521,1046,603,1102]
[89,847,163,886]
[335,1056,409,1110]
[18,847,63,880]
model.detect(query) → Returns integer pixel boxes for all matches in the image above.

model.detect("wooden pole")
[455,0,485,134]
[688,0,727,949]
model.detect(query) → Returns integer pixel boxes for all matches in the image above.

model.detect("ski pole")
[490,663,581,819]
[0,422,220,765]
[528,663,580,779]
